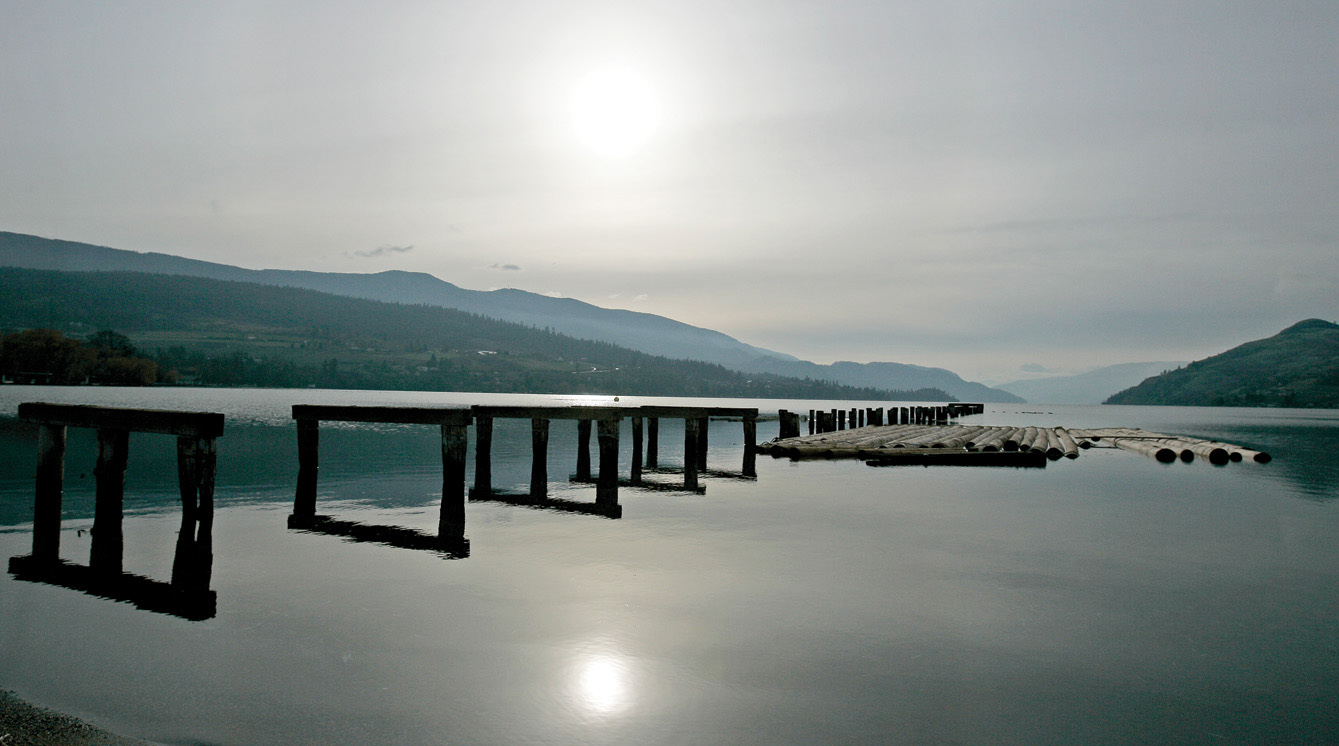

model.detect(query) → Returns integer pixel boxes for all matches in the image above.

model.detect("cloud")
[1020,363,1050,373]
[633,294,649,302]
[353,245,414,258]
[489,263,521,271]
[543,291,563,298]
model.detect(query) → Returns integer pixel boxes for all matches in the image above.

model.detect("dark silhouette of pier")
[8,402,222,620]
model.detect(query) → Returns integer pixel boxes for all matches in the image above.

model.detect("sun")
[568,69,659,158]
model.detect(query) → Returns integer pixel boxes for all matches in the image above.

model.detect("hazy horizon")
[4,1,1337,382]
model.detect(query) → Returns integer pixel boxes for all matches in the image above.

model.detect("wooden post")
[696,417,709,471]
[631,417,643,485]
[837,410,846,430]
[172,436,216,592]
[294,418,319,520]
[684,417,699,490]
[808,409,815,435]
[91,428,129,578]
[194,438,216,591]
[596,418,619,508]
[646,417,659,468]
[473,415,493,497]
[576,419,592,481]
[440,422,467,540]
[857,409,865,428]
[743,414,757,478]
[530,418,549,501]
[32,424,66,565]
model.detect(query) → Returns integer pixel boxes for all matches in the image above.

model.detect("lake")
[2,386,1337,745]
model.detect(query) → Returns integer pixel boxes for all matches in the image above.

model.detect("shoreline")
[0,690,153,746]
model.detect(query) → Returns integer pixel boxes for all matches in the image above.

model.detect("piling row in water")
[788,403,986,436]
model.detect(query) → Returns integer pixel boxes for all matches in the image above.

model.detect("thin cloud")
[489,263,521,271]
[353,245,414,258]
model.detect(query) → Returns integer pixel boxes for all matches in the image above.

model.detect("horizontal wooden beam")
[637,406,758,419]
[291,405,472,425]
[18,402,224,438]
[471,405,626,420]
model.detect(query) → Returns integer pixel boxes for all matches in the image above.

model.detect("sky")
[3,0,1337,384]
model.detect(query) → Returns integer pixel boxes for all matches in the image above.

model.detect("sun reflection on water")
[571,651,633,718]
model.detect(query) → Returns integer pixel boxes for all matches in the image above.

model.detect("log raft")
[758,421,1271,466]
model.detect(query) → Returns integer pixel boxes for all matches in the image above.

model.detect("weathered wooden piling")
[172,434,217,590]
[473,415,494,497]
[530,417,549,499]
[291,405,470,539]
[683,417,700,490]
[471,405,627,515]
[647,417,659,468]
[16,403,224,596]
[91,428,129,578]
[32,423,66,564]
[596,418,620,508]
[637,405,758,488]
[696,417,709,470]
[576,419,592,481]
[631,416,644,484]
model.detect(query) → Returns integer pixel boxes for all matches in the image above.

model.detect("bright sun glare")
[569,69,659,158]
[574,654,631,716]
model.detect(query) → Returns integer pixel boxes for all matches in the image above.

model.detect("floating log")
[1054,428,1081,459]
[762,418,1269,468]
[1112,438,1178,463]
[1040,428,1064,460]
[1162,438,1230,465]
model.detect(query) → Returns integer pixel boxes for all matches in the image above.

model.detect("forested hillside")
[1105,319,1339,408]
[0,267,951,400]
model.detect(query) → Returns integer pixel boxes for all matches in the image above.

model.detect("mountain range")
[0,231,1020,402]
[997,361,1187,405]
[1105,319,1339,408]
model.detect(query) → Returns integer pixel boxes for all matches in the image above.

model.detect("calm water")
[1,386,1337,745]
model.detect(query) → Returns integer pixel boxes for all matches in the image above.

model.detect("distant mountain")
[744,359,1022,403]
[998,361,1186,404]
[0,230,1020,401]
[1105,319,1339,407]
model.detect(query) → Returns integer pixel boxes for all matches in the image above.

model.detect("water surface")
[2,387,1336,745]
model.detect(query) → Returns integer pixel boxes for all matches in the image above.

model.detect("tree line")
[1,328,157,385]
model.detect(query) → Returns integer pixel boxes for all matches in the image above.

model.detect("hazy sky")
[3,1,1337,383]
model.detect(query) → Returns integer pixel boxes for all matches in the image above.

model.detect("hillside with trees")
[1105,319,1339,408]
[0,267,952,400]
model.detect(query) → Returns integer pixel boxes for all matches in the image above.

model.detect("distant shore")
[0,690,152,746]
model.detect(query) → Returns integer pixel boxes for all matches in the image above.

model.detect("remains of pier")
[290,404,473,548]
[8,403,223,619]
[291,404,759,529]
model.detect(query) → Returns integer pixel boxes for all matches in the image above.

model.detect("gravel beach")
[0,691,153,746]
